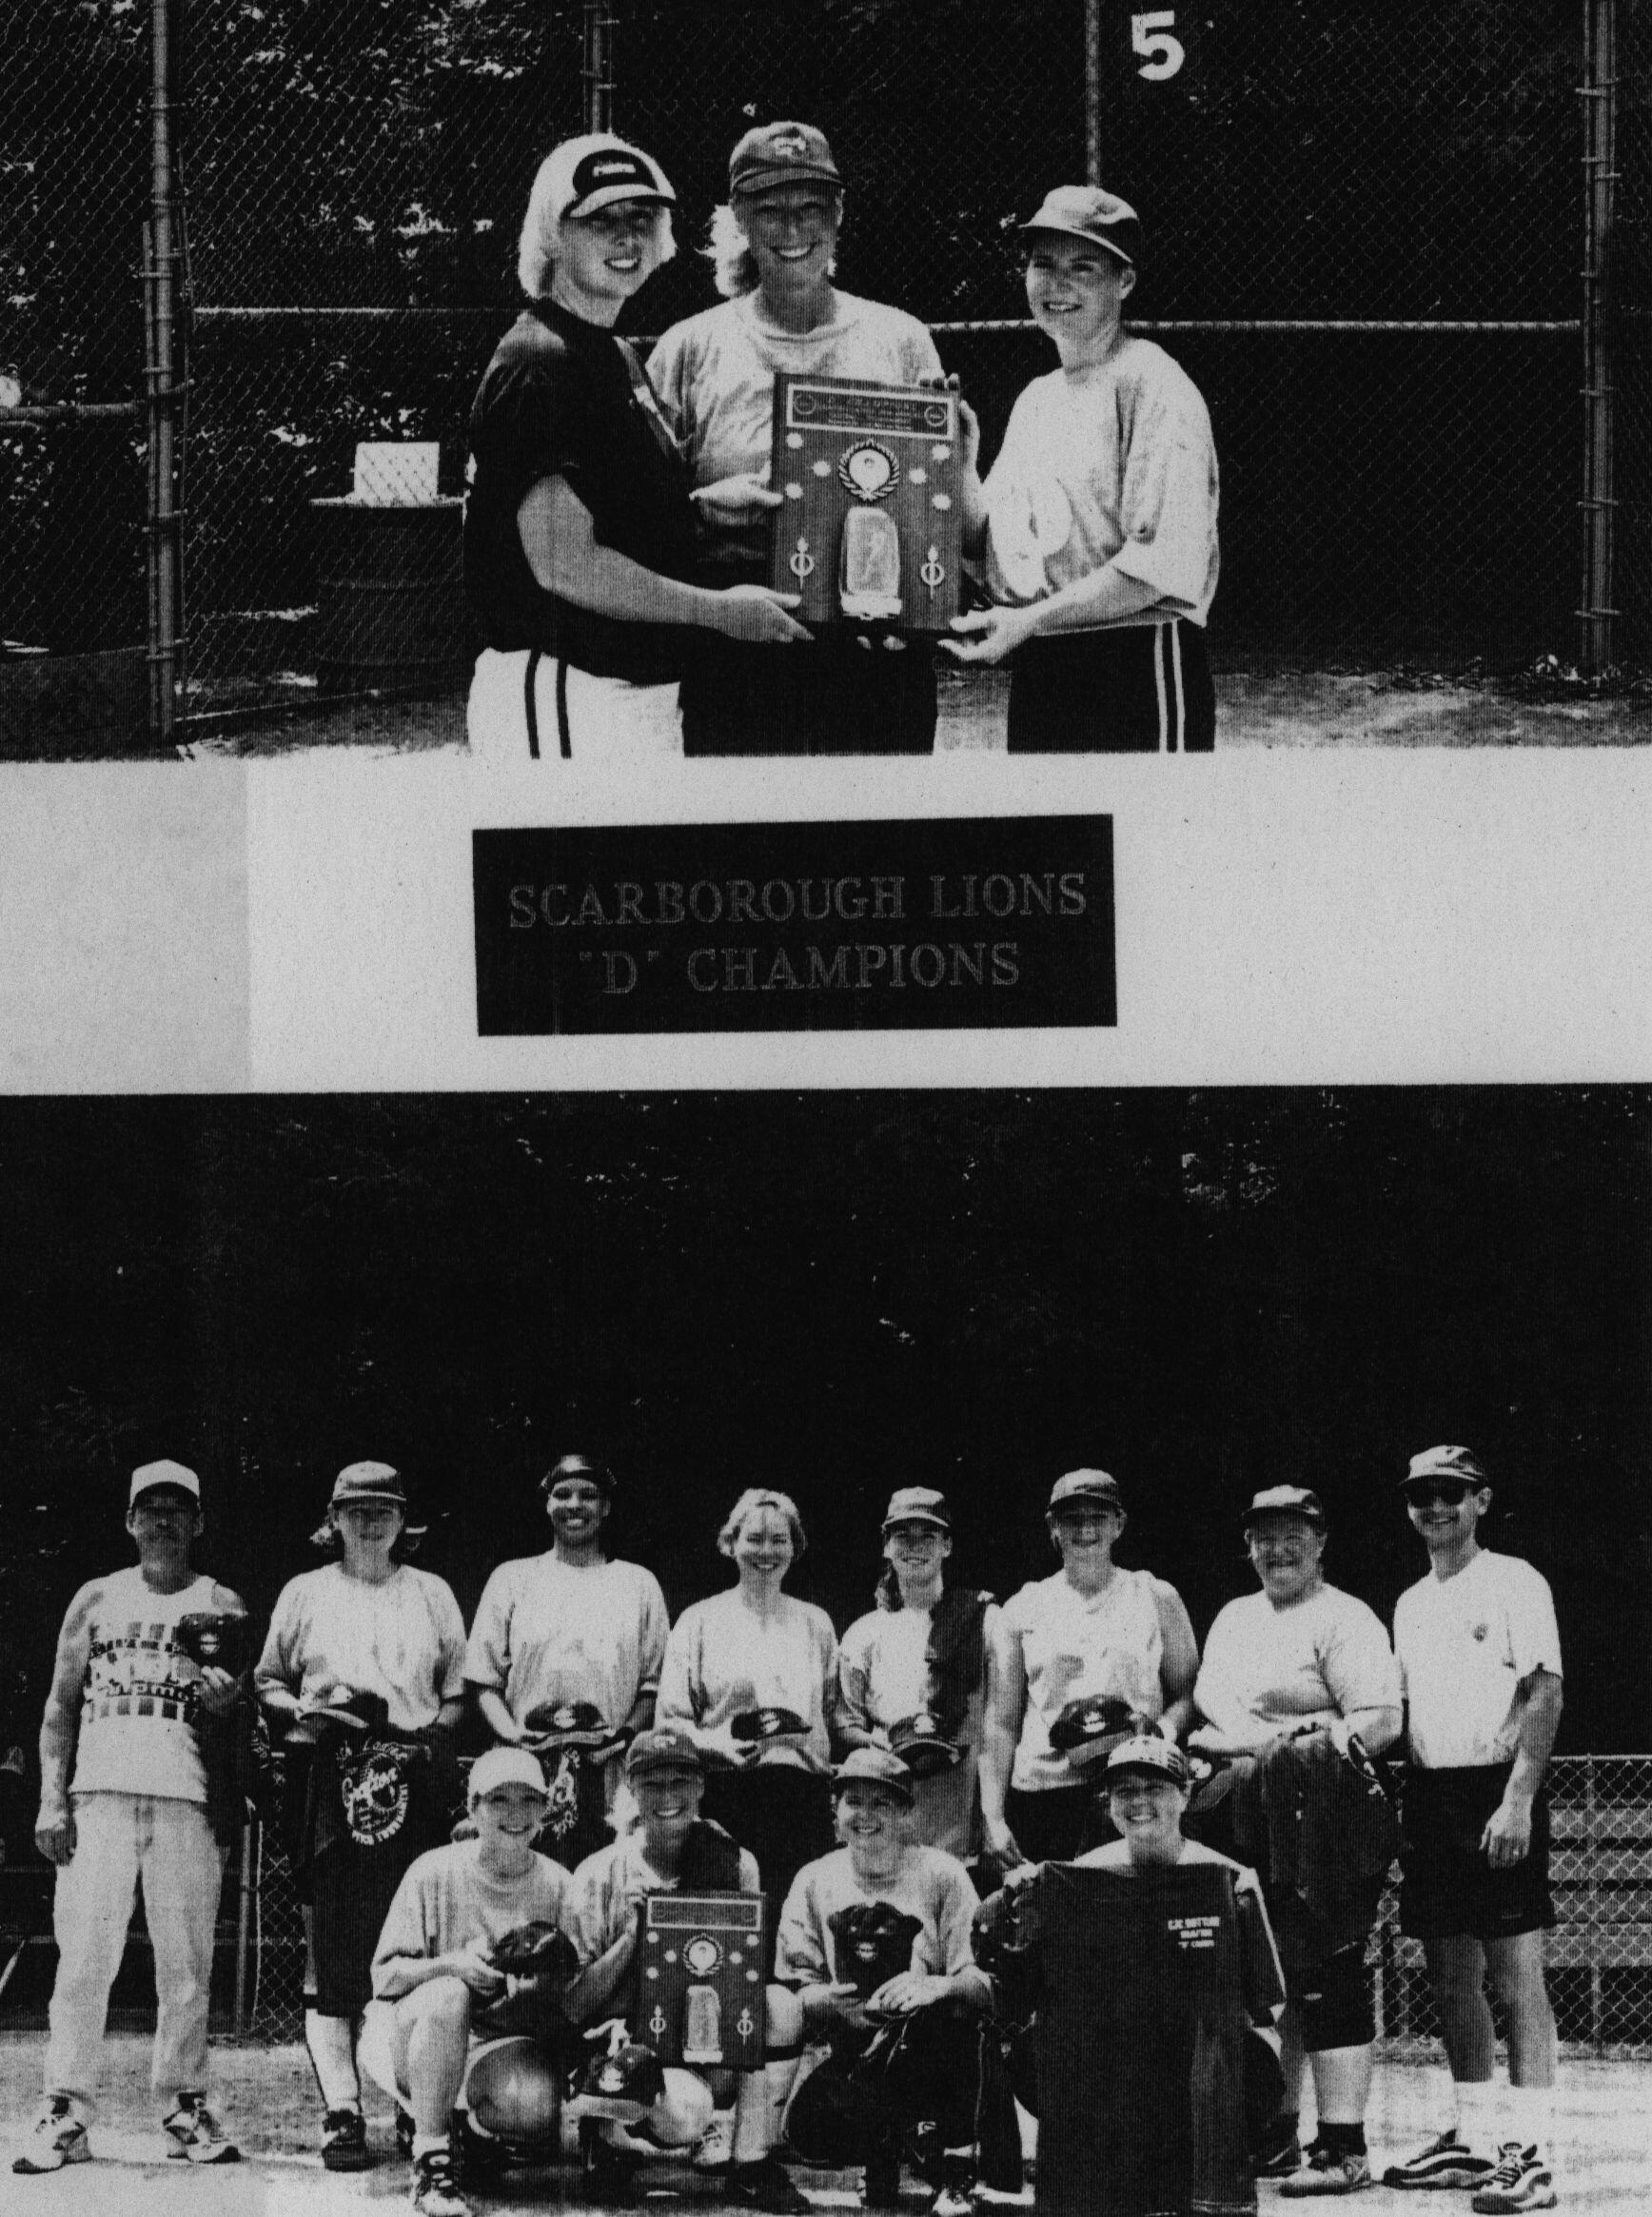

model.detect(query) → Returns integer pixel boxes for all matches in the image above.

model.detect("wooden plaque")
[768,374,962,635]
[635,1893,766,2070]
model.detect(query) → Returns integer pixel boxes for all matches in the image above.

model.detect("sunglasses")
[1404,1481,1475,1508]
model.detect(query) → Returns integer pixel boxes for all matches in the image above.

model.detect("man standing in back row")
[1386,1446,1564,2213]
[14,1460,248,2174]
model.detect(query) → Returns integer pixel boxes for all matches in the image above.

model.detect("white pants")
[46,1793,227,2114]
[466,648,682,763]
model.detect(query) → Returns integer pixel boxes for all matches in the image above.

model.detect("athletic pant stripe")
[1152,622,1170,752]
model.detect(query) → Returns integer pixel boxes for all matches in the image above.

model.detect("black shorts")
[310,1834,428,2016]
[1399,1765,1555,1945]
[1006,621,1215,753]
[680,632,938,755]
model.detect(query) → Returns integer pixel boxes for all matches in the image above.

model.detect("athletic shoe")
[730,2155,814,2212]
[1383,2129,1497,2190]
[162,2095,240,2164]
[410,2146,473,2217]
[1279,2142,1373,2195]
[580,2118,639,2207]
[1469,2145,1557,2213]
[12,2097,90,2175]
[930,2185,976,2217]
[693,2111,736,2171]
[1255,2117,1304,2178]
[396,2106,416,2158]
[322,2106,374,2171]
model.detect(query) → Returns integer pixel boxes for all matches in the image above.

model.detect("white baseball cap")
[469,1746,550,1804]
[129,1458,201,1507]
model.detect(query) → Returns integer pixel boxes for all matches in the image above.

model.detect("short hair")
[717,1487,807,1560]
[517,142,677,301]
[308,1501,421,1561]
[701,192,841,302]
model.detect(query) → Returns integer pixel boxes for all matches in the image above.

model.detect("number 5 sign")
[1131,10,1186,81]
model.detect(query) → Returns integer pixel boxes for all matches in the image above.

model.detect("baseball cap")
[469,1746,551,1804]
[625,1727,703,1780]
[541,1452,614,1497]
[1048,1468,1124,1514]
[330,1461,407,1509]
[1403,1445,1490,1490]
[1242,1484,1328,1530]
[832,1746,915,1805]
[1105,1734,1191,1788]
[881,1486,952,1534]
[729,121,842,199]
[546,134,675,225]
[129,1459,200,1507]
[1019,185,1141,269]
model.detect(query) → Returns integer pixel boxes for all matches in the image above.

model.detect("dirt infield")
[175,667,1652,758]
[0,2033,1646,2213]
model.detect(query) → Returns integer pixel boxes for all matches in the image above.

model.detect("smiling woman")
[462,133,808,764]
[646,122,951,754]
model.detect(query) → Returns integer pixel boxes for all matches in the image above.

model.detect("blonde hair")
[701,194,841,301]
[517,136,678,301]
[718,1486,807,1560]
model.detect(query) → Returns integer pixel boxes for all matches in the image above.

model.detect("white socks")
[1456,2080,1501,2153]
[1505,2084,1554,2159]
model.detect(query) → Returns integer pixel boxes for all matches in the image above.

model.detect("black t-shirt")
[463,299,698,683]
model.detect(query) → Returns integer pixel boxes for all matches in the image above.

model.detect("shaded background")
[0,1087,1647,1814]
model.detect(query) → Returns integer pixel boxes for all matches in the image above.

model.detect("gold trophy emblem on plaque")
[769,374,962,634]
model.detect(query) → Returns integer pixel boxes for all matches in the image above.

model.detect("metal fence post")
[583,0,616,134]
[1580,0,1619,674]
[143,0,183,745]
[1085,0,1103,184]
[234,1814,254,2038]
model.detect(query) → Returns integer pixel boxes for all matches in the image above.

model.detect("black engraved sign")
[473,816,1114,1036]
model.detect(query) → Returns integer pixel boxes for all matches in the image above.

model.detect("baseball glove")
[1047,1696,1143,1768]
[829,1901,925,1999]
[477,1920,580,2039]
[174,1613,247,1676]
[730,1706,812,1745]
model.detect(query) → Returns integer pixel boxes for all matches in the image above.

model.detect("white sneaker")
[162,2094,240,2164]
[12,2098,91,2175]
[694,2112,736,2171]
[1470,2145,1558,2213]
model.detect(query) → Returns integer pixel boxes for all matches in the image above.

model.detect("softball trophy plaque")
[768,375,963,634]
[635,1893,767,2070]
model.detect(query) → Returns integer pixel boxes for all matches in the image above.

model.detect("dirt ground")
[175,666,1652,758]
[0,2033,1646,2214]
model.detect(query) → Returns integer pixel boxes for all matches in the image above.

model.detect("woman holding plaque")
[464,133,807,765]
[646,122,947,754]
[255,1464,466,2175]
[946,186,1220,753]
[655,1487,838,1960]
[836,1488,999,1862]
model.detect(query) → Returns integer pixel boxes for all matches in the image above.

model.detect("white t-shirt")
[69,1569,227,1803]
[837,1601,991,1858]
[657,1589,838,1773]
[647,291,944,572]
[981,340,1219,626]
[371,1837,573,1995]
[256,1562,467,1735]
[1195,1583,1401,1738]
[775,1844,980,1989]
[1001,1567,1169,1792]
[1394,1549,1563,1770]
[463,1553,669,1733]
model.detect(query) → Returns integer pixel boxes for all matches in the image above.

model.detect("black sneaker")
[396,2107,416,2158]
[410,2146,473,2217]
[580,2118,639,2207]
[322,2107,374,2172]
[731,2156,813,2213]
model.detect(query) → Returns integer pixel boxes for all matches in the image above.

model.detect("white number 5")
[1131,10,1185,81]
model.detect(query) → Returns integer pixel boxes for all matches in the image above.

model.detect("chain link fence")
[207,1755,1652,2051]
[3,0,1646,745]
